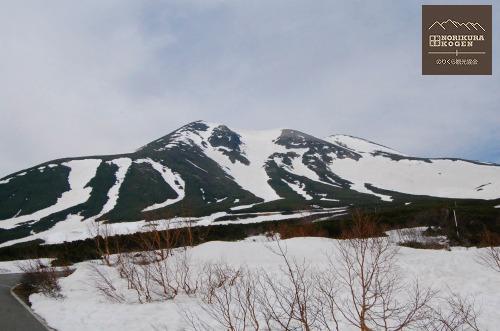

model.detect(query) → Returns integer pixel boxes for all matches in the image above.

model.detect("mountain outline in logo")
[428,18,486,32]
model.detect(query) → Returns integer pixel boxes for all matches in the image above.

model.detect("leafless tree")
[315,271,341,331]
[89,263,125,303]
[186,262,258,331]
[326,211,435,331]
[476,230,500,273]
[89,220,114,266]
[91,220,199,303]
[257,239,321,331]
[423,293,481,331]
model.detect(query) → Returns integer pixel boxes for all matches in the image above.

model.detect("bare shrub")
[395,227,449,250]
[89,221,114,266]
[89,263,125,303]
[18,259,70,298]
[191,241,323,331]
[326,211,435,331]
[476,229,500,273]
[257,240,321,331]
[193,263,260,331]
[91,220,199,303]
[396,227,424,244]
[173,248,199,295]
[423,293,481,331]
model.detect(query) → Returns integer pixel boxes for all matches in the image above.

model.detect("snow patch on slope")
[330,155,500,200]
[187,123,284,202]
[326,134,404,155]
[282,179,313,200]
[272,152,341,188]
[0,177,12,185]
[0,159,102,229]
[95,158,132,218]
[0,170,29,184]
[0,159,131,247]
[136,159,186,211]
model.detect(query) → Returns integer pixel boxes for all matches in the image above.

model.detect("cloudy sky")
[1,0,498,177]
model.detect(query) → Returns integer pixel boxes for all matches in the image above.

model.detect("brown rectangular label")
[422,5,492,75]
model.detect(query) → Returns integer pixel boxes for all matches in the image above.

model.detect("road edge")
[10,284,53,331]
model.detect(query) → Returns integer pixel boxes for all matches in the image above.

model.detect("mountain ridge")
[1,120,499,247]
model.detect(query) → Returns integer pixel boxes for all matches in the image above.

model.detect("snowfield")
[29,237,500,331]
[329,155,500,200]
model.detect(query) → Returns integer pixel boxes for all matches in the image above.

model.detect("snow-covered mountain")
[1,120,499,246]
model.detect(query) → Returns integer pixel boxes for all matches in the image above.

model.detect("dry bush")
[395,227,448,250]
[91,220,199,303]
[199,263,242,304]
[396,227,424,244]
[89,221,114,266]
[257,240,321,331]
[476,229,500,273]
[189,263,261,331]
[18,259,71,298]
[190,242,323,331]
[423,293,481,331]
[321,212,435,331]
[89,263,125,303]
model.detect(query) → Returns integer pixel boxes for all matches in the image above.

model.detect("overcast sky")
[1,0,499,177]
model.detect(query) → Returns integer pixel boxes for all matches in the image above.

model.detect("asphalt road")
[0,273,48,331]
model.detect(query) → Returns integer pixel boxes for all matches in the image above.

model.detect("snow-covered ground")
[29,237,500,331]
